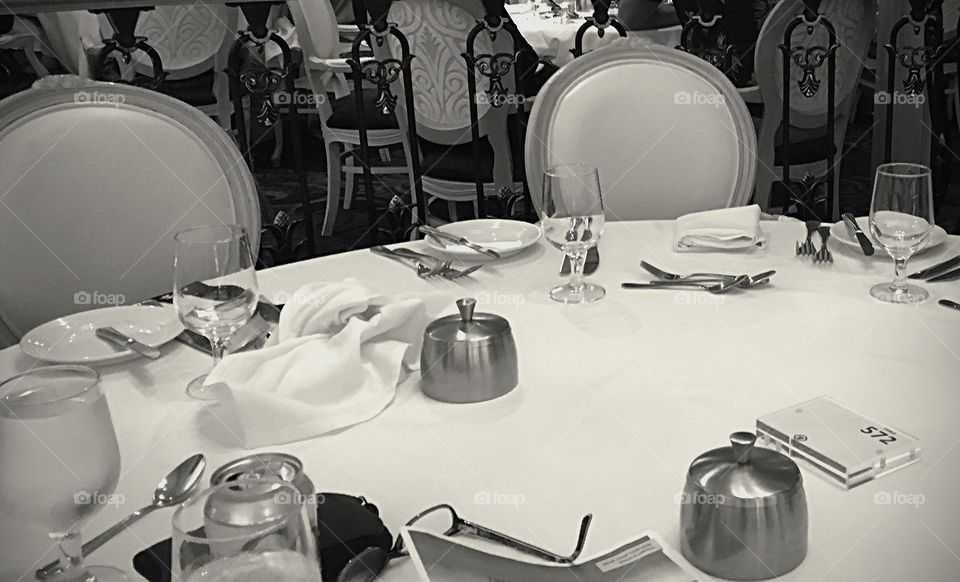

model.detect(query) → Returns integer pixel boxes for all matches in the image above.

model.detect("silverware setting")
[796,220,820,256]
[370,246,482,279]
[418,225,501,259]
[634,262,777,290]
[95,326,161,360]
[36,454,206,580]
[640,261,742,282]
[841,212,875,256]
[622,276,748,294]
[909,255,960,281]
[814,226,833,263]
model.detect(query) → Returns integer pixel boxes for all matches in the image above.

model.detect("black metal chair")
[570,0,627,59]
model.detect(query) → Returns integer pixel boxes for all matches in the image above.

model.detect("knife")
[908,255,960,280]
[927,266,960,283]
[939,299,960,312]
[95,326,161,360]
[841,213,874,256]
[419,225,501,259]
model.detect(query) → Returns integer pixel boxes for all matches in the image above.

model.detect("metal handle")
[730,432,756,465]
[457,298,477,323]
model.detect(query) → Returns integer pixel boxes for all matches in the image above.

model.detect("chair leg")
[400,141,419,226]
[271,122,284,168]
[344,155,355,210]
[379,148,391,163]
[322,140,343,236]
[831,163,842,221]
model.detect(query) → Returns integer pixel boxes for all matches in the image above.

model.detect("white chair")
[0,82,260,340]
[525,40,756,220]
[753,0,874,219]
[289,0,417,235]
[384,0,523,221]
[98,4,237,131]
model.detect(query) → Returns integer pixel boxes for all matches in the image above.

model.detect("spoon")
[621,275,748,294]
[37,454,206,579]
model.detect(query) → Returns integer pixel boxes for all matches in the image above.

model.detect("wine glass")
[868,163,935,304]
[0,366,127,582]
[174,224,259,400]
[172,478,320,582]
[540,164,606,304]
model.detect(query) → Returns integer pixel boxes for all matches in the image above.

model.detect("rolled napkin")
[203,280,431,448]
[673,204,766,251]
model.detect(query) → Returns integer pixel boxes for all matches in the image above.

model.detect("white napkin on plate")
[673,204,765,251]
[203,280,431,448]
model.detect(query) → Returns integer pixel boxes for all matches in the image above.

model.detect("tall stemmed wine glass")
[541,164,606,304]
[868,163,935,304]
[0,366,127,581]
[174,225,259,400]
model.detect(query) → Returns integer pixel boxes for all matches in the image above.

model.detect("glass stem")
[892,257,909,290]
[568,251,587,292]
[210,337,227,367]
[54,531,85,574]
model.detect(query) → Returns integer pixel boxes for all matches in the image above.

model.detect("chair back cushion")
[525,41,756,220]
[755,0,874,129]
[0,82,259,337]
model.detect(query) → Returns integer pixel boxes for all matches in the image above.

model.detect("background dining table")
[1,219,959,581]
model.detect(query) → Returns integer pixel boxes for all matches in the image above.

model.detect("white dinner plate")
[830,216,948,256]
[20,305,183,364]
[425,219,542,259]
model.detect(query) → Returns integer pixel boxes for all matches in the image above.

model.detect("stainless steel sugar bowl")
[680,431,808,581]
[420,298,518,403]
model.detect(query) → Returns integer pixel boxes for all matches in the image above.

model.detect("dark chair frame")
[571,0,626,59]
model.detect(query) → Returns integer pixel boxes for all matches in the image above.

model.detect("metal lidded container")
[420,298,518,403]
[210,453,318,531]
[680,432,808,581]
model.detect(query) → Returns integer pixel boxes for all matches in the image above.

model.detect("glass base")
[185,374,219,400]
[49,565,127,582]
[550,282,606,304]
[870,282,929,304]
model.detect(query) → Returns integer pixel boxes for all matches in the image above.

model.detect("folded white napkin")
[203,280,431,448]
[673,204,765,251]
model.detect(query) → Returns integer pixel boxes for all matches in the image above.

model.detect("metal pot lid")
[424,298,511,343]
[687,432,801,501]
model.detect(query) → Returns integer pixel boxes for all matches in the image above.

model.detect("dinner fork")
[815,227,833,263]
[796,220,820,256]
[370,246,449,278]
[640,261,740,281]
[390,248,483,279]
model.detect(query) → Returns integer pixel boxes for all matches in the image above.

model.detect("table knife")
[939,299,960,312]
[841,213,874,256]
[908,255,960,280]
[927,266,960,283]
[95,327,161,360]
[419,225,501,258]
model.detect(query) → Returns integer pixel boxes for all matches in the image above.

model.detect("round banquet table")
[1,219,959,581]
[511,8,682,67]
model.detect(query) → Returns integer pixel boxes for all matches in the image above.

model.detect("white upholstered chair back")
[525,41,757,220]
[0,82,259,339]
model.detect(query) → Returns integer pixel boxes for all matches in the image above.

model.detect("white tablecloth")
[1,220,959,581]
[512,9,681,67]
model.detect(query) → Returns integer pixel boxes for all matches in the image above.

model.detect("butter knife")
[908,255,960,280]
[927,266,960,283]
[95,326,161,359]
[419,225,501,259]
[841,213,874,256]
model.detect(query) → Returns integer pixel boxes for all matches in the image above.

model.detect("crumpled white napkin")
[203,280,431,448]
[673,204,766,251]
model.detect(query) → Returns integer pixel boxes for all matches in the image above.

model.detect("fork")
[640,261,741,281]
[815,227,833,263]
[796,220,820,256]
[370,246,449,278]
[390,248,483,279]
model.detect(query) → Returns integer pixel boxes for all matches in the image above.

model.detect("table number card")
[756,396,921,489]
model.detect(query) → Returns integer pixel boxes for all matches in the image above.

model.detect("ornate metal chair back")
[571,0,627,59]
